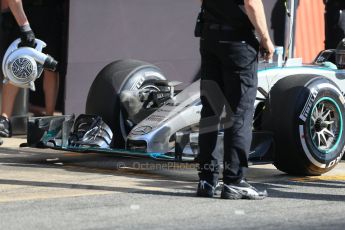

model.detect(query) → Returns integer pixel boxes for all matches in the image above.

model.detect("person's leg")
[220,39,258,184]
[43,70,59,116]
[0,84,20,137]
[1,83,20,118]
[198,38,224,187]
[1,10,20,119]
[197,39,225,197]
[218,38,267,199]
[26,3,62,116]
[0,12,21,137]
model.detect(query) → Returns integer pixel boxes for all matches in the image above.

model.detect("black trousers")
[198,27,259,185]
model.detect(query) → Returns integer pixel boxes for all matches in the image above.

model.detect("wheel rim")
[119,84,161,141]
[309,97,343,153]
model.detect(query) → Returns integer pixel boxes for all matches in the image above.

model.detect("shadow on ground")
[0,146,345,201]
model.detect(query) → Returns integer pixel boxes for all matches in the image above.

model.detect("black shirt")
[325,0,345,10]
[203,0,254,30]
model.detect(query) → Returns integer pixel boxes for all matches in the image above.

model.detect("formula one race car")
[28,44,345,176]
[21,0,344,176]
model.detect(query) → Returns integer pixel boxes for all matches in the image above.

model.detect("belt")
[206,23,254,33]
[24,0,59,7]
[207,24,237,31]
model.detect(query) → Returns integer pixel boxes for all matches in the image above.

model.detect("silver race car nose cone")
[131,126,153,135]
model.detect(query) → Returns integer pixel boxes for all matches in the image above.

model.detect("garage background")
[64,0,324,115]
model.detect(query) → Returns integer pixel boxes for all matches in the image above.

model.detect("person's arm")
[244,0,274,61]
[6,0,36,47]
[6,0,28,26]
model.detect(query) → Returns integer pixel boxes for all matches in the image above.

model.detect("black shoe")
[221,179,267,200]
[0,116,12,137]
[196,180,221,198]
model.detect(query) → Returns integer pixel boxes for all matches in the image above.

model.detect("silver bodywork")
[127,80,201,153]
[127,57,345,154]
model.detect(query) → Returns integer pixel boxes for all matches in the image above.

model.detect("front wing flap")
[26,116,274,164]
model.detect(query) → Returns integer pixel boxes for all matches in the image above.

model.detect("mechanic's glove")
[19,24,36,48]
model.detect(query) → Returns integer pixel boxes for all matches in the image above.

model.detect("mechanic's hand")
[19,25,36,48]
[260,36,275,62]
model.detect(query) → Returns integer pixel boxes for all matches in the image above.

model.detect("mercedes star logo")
[132,126,152,135]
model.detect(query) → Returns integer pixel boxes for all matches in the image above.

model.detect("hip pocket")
[223,41,258,70]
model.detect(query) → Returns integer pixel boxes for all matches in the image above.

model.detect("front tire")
[263,75,345,175]
[85,59,166,147]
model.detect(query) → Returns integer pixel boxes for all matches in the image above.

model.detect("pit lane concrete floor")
[0,137,345,230]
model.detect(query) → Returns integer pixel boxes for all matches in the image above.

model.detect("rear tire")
[85,59,166,147]
[262,75,345,175]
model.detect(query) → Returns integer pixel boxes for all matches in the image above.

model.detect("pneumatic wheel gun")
[2,38,58,91]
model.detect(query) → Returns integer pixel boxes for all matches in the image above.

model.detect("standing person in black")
[324,0,345,49]
[196,0,274,199]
